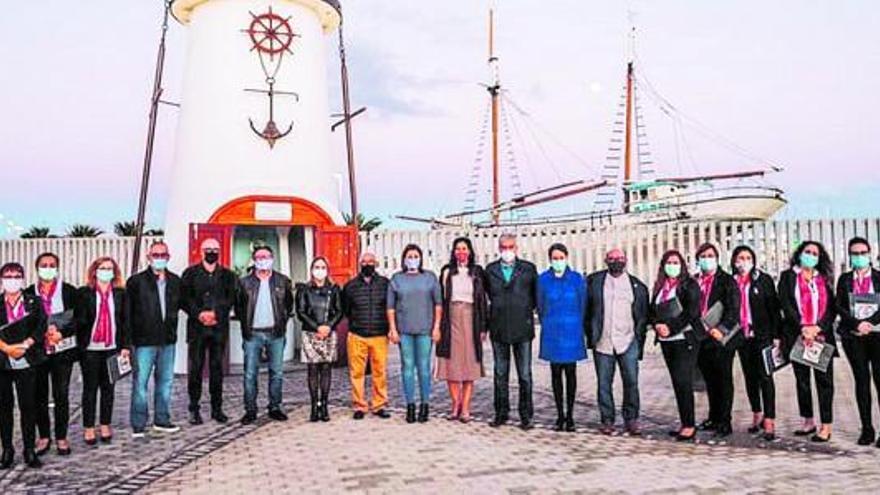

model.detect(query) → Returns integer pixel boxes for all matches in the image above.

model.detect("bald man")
[342,252,392,419]
[181,238,238,425]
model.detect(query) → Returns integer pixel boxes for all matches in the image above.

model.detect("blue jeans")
[399,334,433,405]
[243,332,286,414]
[492,340,533,420]
[130,344,176,431]
[594,341,640,425]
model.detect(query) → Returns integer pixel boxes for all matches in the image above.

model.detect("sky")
[0,0,878,236]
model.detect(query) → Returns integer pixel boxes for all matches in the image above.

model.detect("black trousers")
[842,335,880,431]
[792,360,834,424]
[697,340,736,426]
[80,350,116,428]
[550,363,577,420]
[35,357,74,440]
[188,332,226,413]
[0,368,36,452]
[738,338,776,419]
[492,340,533,421]
[661,340,699,428]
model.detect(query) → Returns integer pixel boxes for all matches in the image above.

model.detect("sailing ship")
[399,10,787,229]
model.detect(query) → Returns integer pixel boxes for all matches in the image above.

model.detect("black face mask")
[360,265,376,277]
[607,260,626,275]
[204,252,219,264]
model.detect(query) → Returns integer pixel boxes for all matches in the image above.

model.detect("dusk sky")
[1,0,878,236]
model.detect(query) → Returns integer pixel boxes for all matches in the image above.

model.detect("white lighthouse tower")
[164,0,357,370]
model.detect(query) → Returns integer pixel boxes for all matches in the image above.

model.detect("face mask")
[405,258,421,271]
[607,260,626,275]
[664,263,681,278]
[361,265,376,277]
[800,253,819,269]
[1,278,23,293]
[551,260,567,273]
[312,268,328,281]
[698,257,717,273]
[455,252,469,265]
[254,258,274,271]
[500,250,516,264]
[204,252,219,264]
[735,261,753,275]
[851,254,871,270]
[151,259,168,271]
[38,267,58,281]
[96,269,115,283]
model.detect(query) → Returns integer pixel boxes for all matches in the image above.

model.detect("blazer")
[735,270,782,342]
[437,264,488,362]
[835,268,880,339]
[75,286,130,351]
[484,258,539,344]
[125,269,182,347]
[695,269,742,349]
[649,277,706,346]
[0,293,47,370]
[585,270,650,359]
[24,281,80,362]
[778,269,838,351]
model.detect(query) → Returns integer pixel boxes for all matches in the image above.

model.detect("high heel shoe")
[564,417,576,433]
[553,417,565,432]
[35,439,51,456]
[23,449,42,469]
[811,432,832,443]
[676,431,697,443]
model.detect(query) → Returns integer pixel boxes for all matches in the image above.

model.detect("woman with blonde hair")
[75,256,129,445]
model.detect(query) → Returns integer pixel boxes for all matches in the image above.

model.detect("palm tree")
[114,221,138,236]
[343,213,383,233]
[20,226,52,239]
[66,224,104,238]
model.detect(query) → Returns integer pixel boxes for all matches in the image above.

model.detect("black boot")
[320,402,330,422]
[310,401,320,422]
[0,449,13,469]
[553,415,565,432]
[418,403,430,423]
[23,449,42,469]
[406,404,417,424]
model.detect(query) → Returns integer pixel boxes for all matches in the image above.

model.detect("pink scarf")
[737,275,752,338]
[854,272,872,295]
[660,278,679,302]
[797,271,827,326]
[698,272,715,316]
[5,297,25,323]
[91,288,114,347]
[39,281,58,316]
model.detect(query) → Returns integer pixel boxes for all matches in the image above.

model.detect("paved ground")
[2,336,879,494]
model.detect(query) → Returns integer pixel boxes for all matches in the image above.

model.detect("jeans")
[594,342,641,425]
[188,331,226,413]
[399,333,433,405]
[35,358,74,440]
[81,350,115,428]
[492,340,533,420]
[130,344,176,431]
[243,332,286,415]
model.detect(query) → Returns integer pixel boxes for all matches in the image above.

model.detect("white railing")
[361,218,880,285]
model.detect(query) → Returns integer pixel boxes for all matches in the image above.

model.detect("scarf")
[38,279,63,316]
[737,274,752,338]
[698,272,716,316]
[660,278,679,303]
[92,287,114,347]
[853,271,873,295]
[797,271,827,326]
[4,296,25,323]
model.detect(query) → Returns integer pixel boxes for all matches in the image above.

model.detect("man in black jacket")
[342,252,392,420]
[125,241,182,438]
[181,238,237,425]
[235,246,294,425]
[586,249,649,435]
[484,234,538,430]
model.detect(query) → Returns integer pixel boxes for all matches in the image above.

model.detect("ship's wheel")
[245,7,296,60]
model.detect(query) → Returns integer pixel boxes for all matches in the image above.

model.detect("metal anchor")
[245,77,299,148]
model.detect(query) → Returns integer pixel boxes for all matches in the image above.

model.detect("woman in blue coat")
[537,243,588,431]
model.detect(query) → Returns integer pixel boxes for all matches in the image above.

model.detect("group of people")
[1,233,879,470]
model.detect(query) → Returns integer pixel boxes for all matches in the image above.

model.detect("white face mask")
[500,250,516,264]
[735,261,754,275]
[2,278,24,294]
[254,258,274,271]
[312,267,328,281]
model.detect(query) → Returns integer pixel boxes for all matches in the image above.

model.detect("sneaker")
[153,423,181,433]
[268,409,289,421]
[353,411,365,420]
[240,412,257,425]
[373,409,391,419]
[131,430,146,439]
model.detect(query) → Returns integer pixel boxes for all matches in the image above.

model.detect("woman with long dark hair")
[436,237,488,423]
[778,240,837,442]
[295,257,343,422]
[730,245,781,441]
[387,244,442,423]
[650,249,705,442]
[835,236,880,446]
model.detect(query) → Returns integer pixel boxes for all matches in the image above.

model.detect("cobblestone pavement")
[2,338,879,493]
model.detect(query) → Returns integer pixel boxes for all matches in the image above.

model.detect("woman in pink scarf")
[778,241,837,442]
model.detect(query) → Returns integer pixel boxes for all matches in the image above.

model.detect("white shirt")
[88,291,117,351]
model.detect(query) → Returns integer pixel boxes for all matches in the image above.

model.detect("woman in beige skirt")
[436,237,488,422]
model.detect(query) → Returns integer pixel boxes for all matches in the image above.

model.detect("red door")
[188,223,234,375]
[315,225,359,366]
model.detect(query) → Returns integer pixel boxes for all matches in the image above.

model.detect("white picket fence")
[361,218,880,285]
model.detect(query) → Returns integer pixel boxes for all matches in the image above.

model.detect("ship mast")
[622,23,636,213]
[488,8,501,225]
